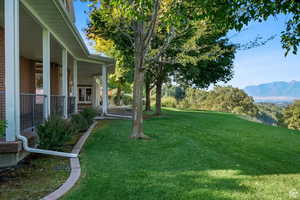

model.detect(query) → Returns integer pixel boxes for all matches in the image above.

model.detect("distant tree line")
[161,86,259,116]
[160,85,300,132]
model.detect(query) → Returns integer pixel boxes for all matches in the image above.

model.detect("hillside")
[64,109,300,200]
[244,81,300,99]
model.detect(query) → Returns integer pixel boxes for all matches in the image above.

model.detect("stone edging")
[41,122,98,200]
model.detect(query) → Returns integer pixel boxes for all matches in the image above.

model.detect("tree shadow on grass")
[70,165,250,200]
[116,169,250,200]
[145,109,300,176]
[66,110,300,200]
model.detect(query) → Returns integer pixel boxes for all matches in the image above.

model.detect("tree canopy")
[84,0,300,138]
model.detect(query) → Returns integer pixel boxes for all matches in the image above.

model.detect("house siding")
[51,63,60,95]
[20,57,36,94]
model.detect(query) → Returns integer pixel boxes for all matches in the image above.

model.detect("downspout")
[16,133,78,158]
[105,113,132,119]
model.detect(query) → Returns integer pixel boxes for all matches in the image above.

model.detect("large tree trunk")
[131,68,145,138]
[130,21,148,139]
[145,81,152,111]
[155,79,163,115]
[115,87,121,106]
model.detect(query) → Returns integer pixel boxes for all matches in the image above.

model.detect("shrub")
[161,96,177,108]
[282,100,300,130]
[0,120,6,138]
[177,86,259,116]
[122,94,133,105]
[150,95,156,106]
[177,99,190,109]
[71,114,89,132]
[37,116,74,150]
[80,107,98,125]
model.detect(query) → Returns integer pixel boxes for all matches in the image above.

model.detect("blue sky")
[73,1,300,89]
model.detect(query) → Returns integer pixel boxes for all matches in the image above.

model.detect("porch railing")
[68,96,76,117]
[20,93,46,131]
[50,95,65,117]
[1,93,76,133]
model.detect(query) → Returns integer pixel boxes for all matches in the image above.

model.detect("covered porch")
[0,0,114,167]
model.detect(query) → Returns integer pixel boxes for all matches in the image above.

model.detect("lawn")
[64,108,300,200]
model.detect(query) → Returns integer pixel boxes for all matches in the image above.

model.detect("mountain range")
[244,81,300,101]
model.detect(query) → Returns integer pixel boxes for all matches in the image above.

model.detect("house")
[0,0,114,168]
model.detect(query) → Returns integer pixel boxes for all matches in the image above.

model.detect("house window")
[78,87,92,104]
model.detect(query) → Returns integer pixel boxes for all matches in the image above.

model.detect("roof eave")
[52,0,114,65]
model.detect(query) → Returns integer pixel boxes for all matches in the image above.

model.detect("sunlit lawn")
[64,108,300,200]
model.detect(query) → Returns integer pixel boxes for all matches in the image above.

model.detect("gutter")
[52,0,114,65]
[16,132,77,158]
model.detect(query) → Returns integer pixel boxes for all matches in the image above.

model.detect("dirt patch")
[0,125,92,200]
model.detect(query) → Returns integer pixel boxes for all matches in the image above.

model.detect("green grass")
[64,108,300,200]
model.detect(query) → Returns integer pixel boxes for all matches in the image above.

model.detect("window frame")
[78,86,92,104]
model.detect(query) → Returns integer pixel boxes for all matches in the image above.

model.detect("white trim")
[5,0,20,142]
[62,49,68,118]
[43,29,51,119]
[73,60,78,113]
[102,66,108,115]
[53,0,91,58]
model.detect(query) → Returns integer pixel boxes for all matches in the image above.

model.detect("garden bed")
[0,128,88,200]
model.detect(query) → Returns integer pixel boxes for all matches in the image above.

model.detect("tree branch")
[144,0,160,48]
[145,26,176,64]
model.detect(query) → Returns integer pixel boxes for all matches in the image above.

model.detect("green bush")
[37,116,74,150]
[71,113,89,132]
[150,95,156,106]
[161,96,177,108]
[122,94,133,105]
[0,120,6,138]
[177,99,190,109]
[282,100,300,130]
[80,107,98,125]
[177,86,259,116]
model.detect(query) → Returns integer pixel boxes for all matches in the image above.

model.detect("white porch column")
[102,65,108,115]
[73,60,78,113]
[95,77,101,108]
[92,76,100,109]
[42,29,51,119]
[62,49,68,118]
[5,0,20,142]
[92,76,96,108]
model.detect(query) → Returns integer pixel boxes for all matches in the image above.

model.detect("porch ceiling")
[19,0,114,66]
[20,5,64,65]
[0,0,115,72]
[77,61,114,78]
[0,1,68,65]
